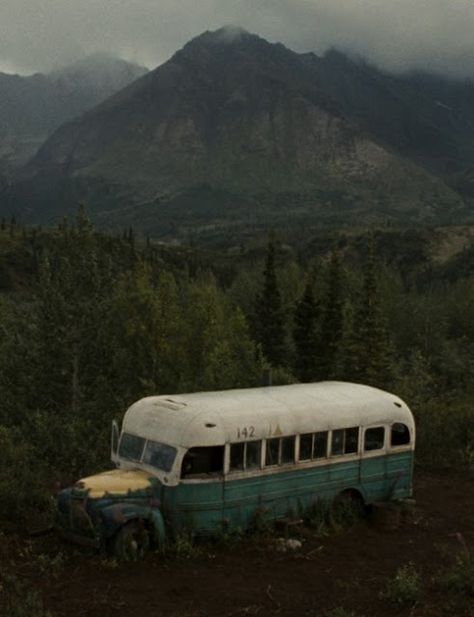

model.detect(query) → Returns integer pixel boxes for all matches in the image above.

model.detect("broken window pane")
[313,432,328,458]
[181,446,224,477]
[299,433,313,460]
[364,427,385,451]
[246,440,261,469]
[281,436,295,464]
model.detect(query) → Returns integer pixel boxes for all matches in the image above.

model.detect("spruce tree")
[317,249,345,379]
[255,237,286,367]
[351,237,395,388]
[293,278,319,381]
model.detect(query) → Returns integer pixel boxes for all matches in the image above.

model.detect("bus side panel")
[163,481,223,535]
[224,459,361,529]
[385,450,414,500]
[360,455,387,502]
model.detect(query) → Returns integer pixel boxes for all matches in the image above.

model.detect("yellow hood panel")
[78,469,152,498]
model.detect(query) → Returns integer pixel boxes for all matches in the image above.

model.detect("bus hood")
[76,469,153,498]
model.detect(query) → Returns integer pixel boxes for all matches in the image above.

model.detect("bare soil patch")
[2,470,473,617]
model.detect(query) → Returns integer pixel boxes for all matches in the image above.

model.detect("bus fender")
[100,502,158,538]
[149,508,166,548]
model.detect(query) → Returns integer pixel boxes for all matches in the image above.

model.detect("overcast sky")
[1,0,474,78]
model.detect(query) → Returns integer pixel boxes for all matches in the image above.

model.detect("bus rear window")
[119,433,145,461]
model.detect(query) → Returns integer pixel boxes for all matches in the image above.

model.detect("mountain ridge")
[4,28,474,239]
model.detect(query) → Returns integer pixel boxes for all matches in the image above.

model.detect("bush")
[382,562,421,606]
[0,427,53,525]
[0,573,53,617]
[438,551,474,596]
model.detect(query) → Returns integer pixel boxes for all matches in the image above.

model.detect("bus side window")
[331,430,344,455]
[230,443,245,471]
[364,427,385,451]
[281,436,295,464]
[181,446,224,477]
[246,440,261,469]
[331,427,359,456]
[391,423,410,446]
[313,432,328,458]
[299,433,313,460]
[265,438,280,466]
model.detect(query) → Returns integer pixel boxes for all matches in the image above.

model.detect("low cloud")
[1,0,474,78]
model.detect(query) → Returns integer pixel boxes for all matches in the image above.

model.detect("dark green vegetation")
[5,28,474,239]
[0,213,473,527]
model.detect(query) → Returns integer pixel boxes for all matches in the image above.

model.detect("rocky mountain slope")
[5,28,474,238]
[0,54,147,173]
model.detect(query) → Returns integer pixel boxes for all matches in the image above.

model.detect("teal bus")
[57,382,415,557]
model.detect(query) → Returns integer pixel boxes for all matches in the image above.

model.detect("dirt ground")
[2,469,474,617]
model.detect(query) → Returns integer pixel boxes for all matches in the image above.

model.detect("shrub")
[383,562,421,606]
[438,551,474,596]
[0,573,53,617]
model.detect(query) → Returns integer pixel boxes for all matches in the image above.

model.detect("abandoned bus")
[57,382,415,557]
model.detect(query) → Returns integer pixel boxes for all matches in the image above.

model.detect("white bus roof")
[121,381,414,449]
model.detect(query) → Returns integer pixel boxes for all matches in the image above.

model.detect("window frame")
[297,431,329,462]
[390,422,411,448]
[228,440,263,473]
[363,425,386,453]
[330,426,361,457]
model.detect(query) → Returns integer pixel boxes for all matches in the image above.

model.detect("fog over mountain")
[1,0,474,78]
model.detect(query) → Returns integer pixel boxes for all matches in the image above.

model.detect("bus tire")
[112,520,150,560]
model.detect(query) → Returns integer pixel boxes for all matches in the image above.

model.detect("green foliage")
[293,277,319,381]
[0,573,53,617]
[382,562,422,606]
[255,237,286,367]
[438,550,474,596]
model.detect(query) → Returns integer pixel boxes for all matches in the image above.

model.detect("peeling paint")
[78,469,152,498]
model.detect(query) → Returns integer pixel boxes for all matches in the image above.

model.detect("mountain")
[5,28,473,239]
[0,54,148,173]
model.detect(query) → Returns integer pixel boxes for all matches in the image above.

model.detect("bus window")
[246,440,261,469]
[331,427,359,456]
[265,438,280,466]
[281,436,295,464]
[391,423,410,446]
[299,433,313,460]
[364,427,385,451]
[181,446,224,477]
[345,427,359,454]
[230,443,245,471]
[313,432,328,458]
[331,430,344,455]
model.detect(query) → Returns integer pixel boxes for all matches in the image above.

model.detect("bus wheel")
[332,490,365,524]
[112,520,150,560]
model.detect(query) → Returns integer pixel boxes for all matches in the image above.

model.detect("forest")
[0,209,473,525]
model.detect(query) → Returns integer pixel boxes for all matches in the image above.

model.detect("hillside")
[0,54,147,173]
[6,28,469,238]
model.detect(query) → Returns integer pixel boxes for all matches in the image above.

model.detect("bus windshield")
[143,440,177,472]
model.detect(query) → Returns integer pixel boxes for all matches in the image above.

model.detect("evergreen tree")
[350,237,395,388]
[255,237,286,367]
[293,277,319,381]
[317,249,345,379]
